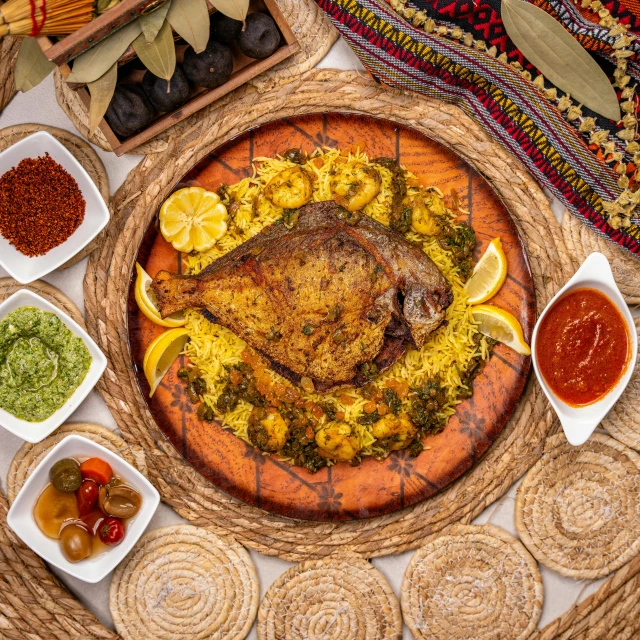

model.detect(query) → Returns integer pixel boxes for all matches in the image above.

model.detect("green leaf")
[502,0,621,122]
[209,0,249,21]
[140,0,172,43]
[66,20,142,85]
[88,63,117,136]
[132,19,176,80]
[14,38,55,92]
[167,0,210,53]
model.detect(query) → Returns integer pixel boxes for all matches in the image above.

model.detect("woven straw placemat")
[0,36,20,114]
[7,422,148,503]
[82,67,573,561]
[561,211,640,305]
[54,0,338,154]
[401,524,543,639]
[257,550,402,639]
[0,124,110,268]
[0,277,84,324]
[601,319,640,451]
[109,524,259,640]
[515,433,640,580]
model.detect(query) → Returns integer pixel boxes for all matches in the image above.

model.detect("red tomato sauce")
[536,288,630,407]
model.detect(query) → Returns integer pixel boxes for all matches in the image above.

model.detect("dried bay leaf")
[66,20,141,85]
[140,0,172,43]
[167,0,210,53]
[210,0,249,21]
[15,38,54,92]
[502,0,620,121]
[88,63,117,135]
[133,19,176,80]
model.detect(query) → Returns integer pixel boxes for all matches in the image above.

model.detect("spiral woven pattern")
[257,551,402,640]
[55,0,337,153]
[401,524,543,640]
[602,319,640,451]
[0,124,110,267]
[515,433,640,579]
[7,422,148,503]
[561,211,640,305]
[110,525,259,640]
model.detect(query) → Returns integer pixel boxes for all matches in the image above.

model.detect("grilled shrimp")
[371,413,417,450]
[406,194,441,236]
[264,167,313,209]
[248,407,289,452]
[331,162,381,212]
[315,422,361,460]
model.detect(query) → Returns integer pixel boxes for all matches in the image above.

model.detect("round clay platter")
[128,112,536,521]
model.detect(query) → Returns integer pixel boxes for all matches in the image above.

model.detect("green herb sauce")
[0,306,91,422]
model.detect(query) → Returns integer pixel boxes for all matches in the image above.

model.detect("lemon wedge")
[464,237,507,304]
[143,328,190,397]
[471,305,531,356]
[160,187,228,253]
[135,263,187,328]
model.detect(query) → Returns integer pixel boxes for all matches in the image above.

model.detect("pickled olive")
[187,382,200,404]
[60,524,92,563]
[99,484,142,519]
[34,484,80,539]
[50,458,82,492]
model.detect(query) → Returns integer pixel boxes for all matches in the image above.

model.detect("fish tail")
[151,271,202,318]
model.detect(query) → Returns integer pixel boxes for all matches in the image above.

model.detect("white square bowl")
[0,289,107,443]
[0,131,109,283]
[7,434,160,583]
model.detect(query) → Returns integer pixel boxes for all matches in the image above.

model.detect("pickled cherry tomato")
[81,509,106,536]
[99,517,125,546]
[76,480,99,515]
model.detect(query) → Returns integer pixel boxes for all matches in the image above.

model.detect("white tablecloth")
[0,38,608,638]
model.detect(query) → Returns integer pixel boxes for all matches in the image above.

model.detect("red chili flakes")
[0,153,85,257]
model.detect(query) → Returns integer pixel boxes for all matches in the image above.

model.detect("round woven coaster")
[0,36,20,114]
[0,277,84,325]
[110,524,259,640]
[54,0,338,154]
[602,318,640,451]
[0,124,110,268]
[83,68,572,561]
[257,551,402,640]
[515,432,640,580]
[401,524,543,640]
[561,211,640,304]
[7,422,148,504]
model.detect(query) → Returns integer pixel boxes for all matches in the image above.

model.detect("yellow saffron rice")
[182,148,488,458]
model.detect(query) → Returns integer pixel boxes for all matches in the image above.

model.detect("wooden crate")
[44,0,299,156]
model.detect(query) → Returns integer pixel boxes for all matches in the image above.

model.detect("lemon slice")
[464,237,507,304]
[472,305,531,356]
[143,328,190,397]
[135,263,187,328]
[160,187,228,253]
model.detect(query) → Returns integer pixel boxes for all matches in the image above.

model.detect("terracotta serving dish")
[127,112,537,521]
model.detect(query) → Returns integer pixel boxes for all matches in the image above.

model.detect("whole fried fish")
[152,201,452,391]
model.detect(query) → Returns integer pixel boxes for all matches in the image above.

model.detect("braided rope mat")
[0,36,20,114]
[257,551,402,639]
[602,319,640,451]
[515,433,640,580]
[83,68,571,561]
[7,422,148,504]
[401,524,543,639]
[0,277,84,324]
[560,212,640,305]
[54,0,338,154]
[0,124,110,268]
[109,525,259,640]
